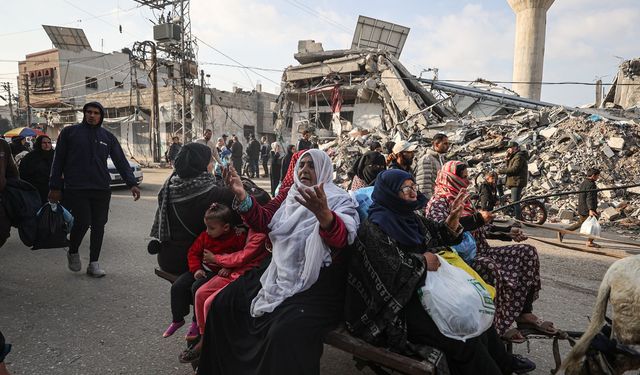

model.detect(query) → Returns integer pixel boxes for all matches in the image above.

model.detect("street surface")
[1,167,635,375]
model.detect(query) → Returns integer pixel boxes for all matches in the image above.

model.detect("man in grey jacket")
[415,133,450,199]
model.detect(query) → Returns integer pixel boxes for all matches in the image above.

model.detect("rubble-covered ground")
[325,106,640,239]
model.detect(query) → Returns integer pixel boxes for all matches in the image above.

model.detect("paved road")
[0,168,628,374]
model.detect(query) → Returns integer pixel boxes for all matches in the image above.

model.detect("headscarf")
[270,141,282,155]
[34,135,54,161]
[355,151,386,185]
[368,169,428,246]
[151,143,216,240]
[173,143,211,179]
[279,150,305,192]
[433,160,474,216]
[250,149,360,317]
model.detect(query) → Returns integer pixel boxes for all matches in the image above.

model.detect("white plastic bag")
[579,216,601,237]
[417,255,495,341]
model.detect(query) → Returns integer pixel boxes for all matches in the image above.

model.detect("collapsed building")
[274,42,640,238]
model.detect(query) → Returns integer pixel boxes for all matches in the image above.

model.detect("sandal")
[517,318,557,335]
[163,320,185,338]
[179,346,201,364]
[185,321,199,341]
[586,242,602,248]
[502,328,526,344]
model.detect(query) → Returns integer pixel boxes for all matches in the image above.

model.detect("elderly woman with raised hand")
[425,161,552,344]
[149,143,239,275]
[196,149,359,375]
[19,135,54,204]
[345,169,536,375]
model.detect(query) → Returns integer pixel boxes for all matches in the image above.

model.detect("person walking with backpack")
[49,102,141,277]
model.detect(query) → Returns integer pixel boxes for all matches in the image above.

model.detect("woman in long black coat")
[19,135,54,203]
[279,144,295,183]
[268,142,282,196]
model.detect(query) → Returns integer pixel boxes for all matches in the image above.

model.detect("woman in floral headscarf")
[425,160,554,343]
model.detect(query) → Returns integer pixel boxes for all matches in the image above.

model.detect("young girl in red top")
[163,203,247,338]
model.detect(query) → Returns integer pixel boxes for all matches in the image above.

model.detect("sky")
[0,0,639,106]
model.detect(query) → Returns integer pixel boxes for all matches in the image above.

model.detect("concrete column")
[508,0,554,101]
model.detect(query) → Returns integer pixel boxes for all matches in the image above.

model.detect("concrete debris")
[275,43,640,238]
[601,207,623,221]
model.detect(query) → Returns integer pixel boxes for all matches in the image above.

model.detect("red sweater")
[187,229,248,273]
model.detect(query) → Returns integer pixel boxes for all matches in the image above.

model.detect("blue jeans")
[249,158,260,177]
[511,187,523,219]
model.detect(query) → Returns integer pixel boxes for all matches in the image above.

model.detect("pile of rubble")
[323,105,640,237]
[274,42,640,237]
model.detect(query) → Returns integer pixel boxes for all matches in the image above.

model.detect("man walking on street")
[230,135,243,175]
[260,136,269,178]
[49,102,141,277]
[195,129,223,167]
[415,133,450,199]
[559,168,601,247]
[498,141,528,220]
[246,134,261,178]
[167,136,182,167]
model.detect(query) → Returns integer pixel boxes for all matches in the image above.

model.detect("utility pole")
[150,44,160,163]
[595,79,603,109]
[200,69,206,133]
[132,41,161,163]
[1,82,15,126]
[24,74,32,126]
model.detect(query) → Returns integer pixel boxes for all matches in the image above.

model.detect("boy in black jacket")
[559,168,600,247]
[479,171,499,211]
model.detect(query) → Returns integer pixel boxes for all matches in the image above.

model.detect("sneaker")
[87,262,106,278]
[512,354,536,374]
[67,252,81,272]
[185,321,199,340]
[163,320,185,338]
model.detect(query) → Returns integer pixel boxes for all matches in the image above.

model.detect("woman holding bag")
[345,169,535,375]
[425,161,553,343]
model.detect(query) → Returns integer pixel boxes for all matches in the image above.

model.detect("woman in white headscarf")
[197,149,359,375]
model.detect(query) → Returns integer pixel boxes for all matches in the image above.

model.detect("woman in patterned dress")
[425,161,555,342]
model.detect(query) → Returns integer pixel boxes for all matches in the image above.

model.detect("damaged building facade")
[274,38,640,238]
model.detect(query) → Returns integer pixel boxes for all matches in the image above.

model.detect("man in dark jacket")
[230,135,243,175]
[246,134,261,178]
[498,141,528,220]
[560,168,600,247]
[296,130,312,152]
[260,136,269,178]
[49,102,141,277]
[167,136,182,167]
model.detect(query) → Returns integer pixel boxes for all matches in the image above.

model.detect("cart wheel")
[521,200,547,225]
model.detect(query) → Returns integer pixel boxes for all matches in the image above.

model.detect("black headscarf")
[368,169,428,246]
[34,135,54,162]
[10,136,28,156]
[355,151,386,185]
[174,143,212,178]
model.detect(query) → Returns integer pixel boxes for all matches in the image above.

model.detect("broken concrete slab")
[558,209,575,220]
[539,127,558,139]
[601,207,622,221]
[528,162,540,176]
[602,144,616,158]
[607,137,625,150]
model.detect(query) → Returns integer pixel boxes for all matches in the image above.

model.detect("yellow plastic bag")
[437,250,496,299]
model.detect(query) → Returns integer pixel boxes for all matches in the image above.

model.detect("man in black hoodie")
[49,102,141,277]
